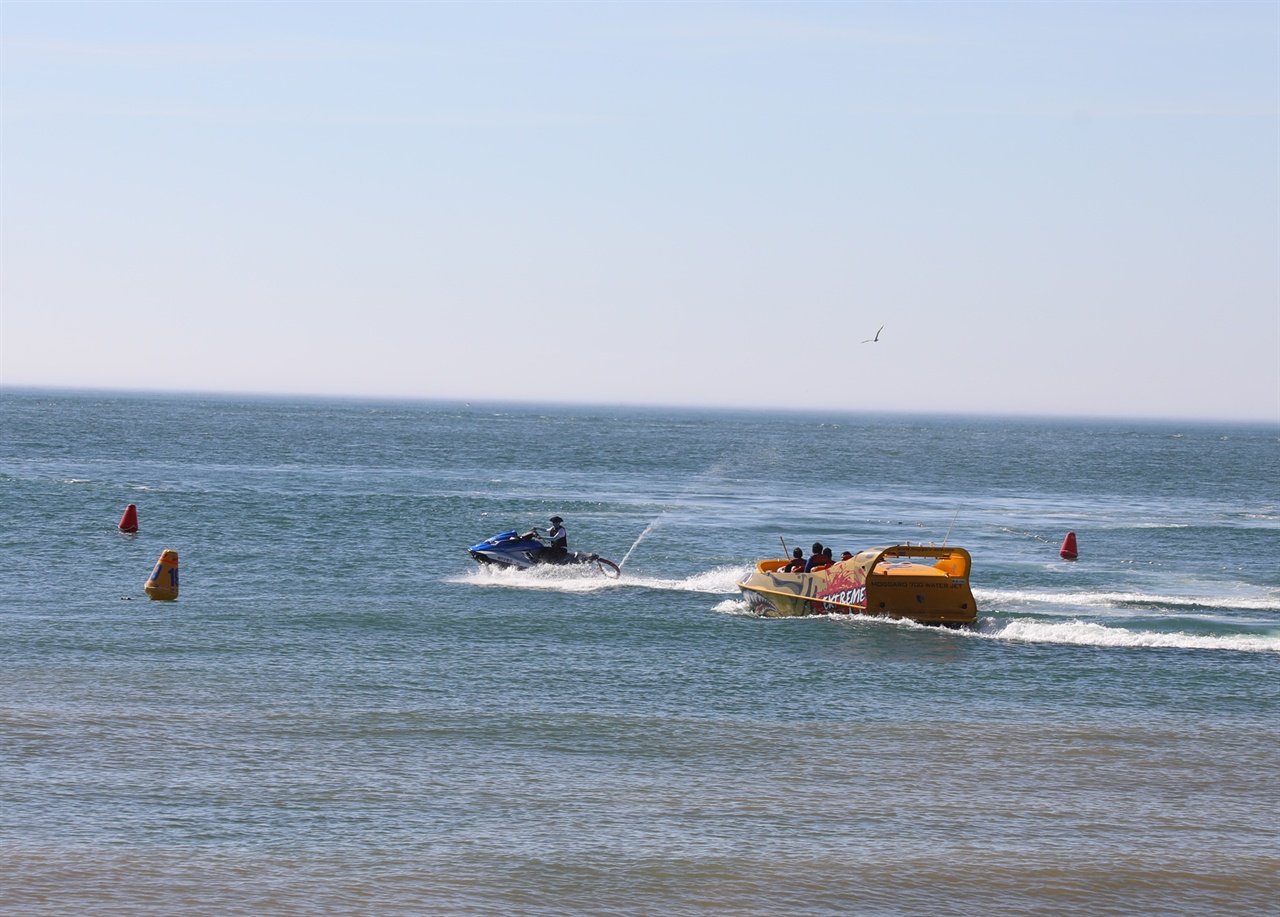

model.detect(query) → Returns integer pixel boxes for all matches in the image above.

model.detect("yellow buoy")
[144,549,180,601]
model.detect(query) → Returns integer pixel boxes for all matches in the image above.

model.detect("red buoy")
[119,504,138,533]
[1059,531,1078,560]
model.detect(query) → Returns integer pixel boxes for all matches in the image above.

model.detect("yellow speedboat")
[737,545,978,626]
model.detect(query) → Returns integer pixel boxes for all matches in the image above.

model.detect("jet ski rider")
[522,516,570,563]
[544,516,569,561]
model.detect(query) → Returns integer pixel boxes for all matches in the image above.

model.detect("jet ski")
[468,528,621,577]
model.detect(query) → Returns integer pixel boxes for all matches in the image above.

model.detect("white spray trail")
[619,515,664,569]
[617,455,740,569]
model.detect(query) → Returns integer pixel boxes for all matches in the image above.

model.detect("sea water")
[1,391,1277,916]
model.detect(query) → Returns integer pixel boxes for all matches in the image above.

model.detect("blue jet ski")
[469,528,621,577]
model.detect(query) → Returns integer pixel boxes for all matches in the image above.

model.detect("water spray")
[619,515,663,568]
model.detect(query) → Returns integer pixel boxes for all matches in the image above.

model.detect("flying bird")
[862,325,884,344]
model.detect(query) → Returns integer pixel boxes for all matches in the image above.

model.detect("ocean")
[1,390,1277,916]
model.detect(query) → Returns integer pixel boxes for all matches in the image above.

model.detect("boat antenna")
[779,535,789,560]
[942,509,960,546]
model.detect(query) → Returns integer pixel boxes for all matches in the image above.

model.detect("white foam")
[448,564,753,596]
[713,591,1280,652]
[716,602,1280,651]
[447,564,620,594]
[621,566,753,594]
[972,617,1280,654]
[975,588,1280,613]
[713,598,756,616]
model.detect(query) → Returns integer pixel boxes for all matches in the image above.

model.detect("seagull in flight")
[862,325,884,344]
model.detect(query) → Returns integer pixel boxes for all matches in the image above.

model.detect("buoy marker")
[1059,531,1079,560]
[118,503,138,533]
[144,549,179,600]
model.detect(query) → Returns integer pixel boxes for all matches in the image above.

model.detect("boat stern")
[863,546,978,626]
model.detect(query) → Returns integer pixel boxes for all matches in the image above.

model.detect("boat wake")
[456,563,1280,654]
[449,564,752,596]
[713,593,1280,654]
[448,564,621,594]
[975,587,1280,614]
[971,617,1280,654]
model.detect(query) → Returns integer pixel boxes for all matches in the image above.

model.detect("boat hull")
[738,545,978,627]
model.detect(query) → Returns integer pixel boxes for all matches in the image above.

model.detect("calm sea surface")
[1,391,1277,916]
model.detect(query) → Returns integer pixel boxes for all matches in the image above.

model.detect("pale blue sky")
[3,1,1276,421]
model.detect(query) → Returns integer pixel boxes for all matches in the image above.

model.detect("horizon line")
[3,383,1277,428]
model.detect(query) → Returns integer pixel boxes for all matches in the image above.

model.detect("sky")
[2,1,1277,422]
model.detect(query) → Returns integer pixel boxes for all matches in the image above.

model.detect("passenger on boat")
[840,551,853,561]
[783,547,806,572]
[804,542,830,572]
